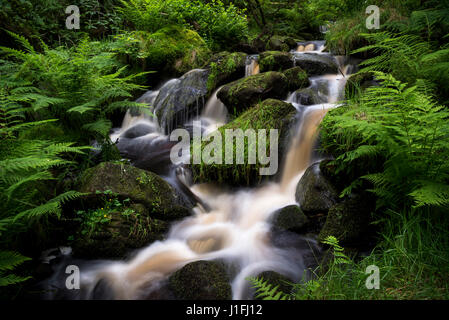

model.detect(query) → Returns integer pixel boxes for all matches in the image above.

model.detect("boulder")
[266,35,297,51]
[291,87,326,106]
[292,53,338,75]
[217,72,289,114]
[271,205,308,233]
[205,51,248,92]
[78,161,192,219]
[191,99,297,186]
[154,68,209,133]
[72,203,170,259]
[295,162,339,215]
[283,67,310,91]
[318,193,375,248]
[259,51,294,72]
[169,260,232,300]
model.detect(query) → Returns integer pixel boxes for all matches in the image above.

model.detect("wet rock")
[78,161,192,218]
[205,51,248,92]
[72,205,170,259]
[122,123,156,139]
[254,271,294,298]
[292,53,338,75]
[266,35,297,51]
[192,99,296,186]
[283,67,310,91]
[217,72,289,114]
[154,68,209,133]
[295,162,339,215]
[318,193,376,247]
[259,51,294,72]
[291,87,324,106]
[169,260,232,300]
[271,205,308,233]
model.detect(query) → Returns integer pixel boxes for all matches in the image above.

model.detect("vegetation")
[0,0,448,302]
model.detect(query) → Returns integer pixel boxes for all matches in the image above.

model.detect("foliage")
[321,72,449,211]
[119,0,249,50]
[0,32,149,143]
[0,75,88,287]
[247,276,290,300]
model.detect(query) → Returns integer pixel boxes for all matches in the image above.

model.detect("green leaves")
[247,276,291,300]
[0,251,31,287]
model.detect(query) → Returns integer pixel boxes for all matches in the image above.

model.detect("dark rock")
[295,162,339,215]
[169,260,232,300]
[318,193,376,248]
[205,51,248,92]
[122,123,157,139]
[271,205,308,233]
[283,67,310,91]
[292,53,338,75]
[266,35,297,51]
[345,72,375,99]
[217,72,289,114]
[259,51,294,72]
[291,87,324,106]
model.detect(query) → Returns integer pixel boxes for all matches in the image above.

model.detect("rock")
[217,72,289,114]
[191,99,297,186]
[122,123,156,139]
[266,35,297,51]
[271,205,308,233]
[259,51,294,72]
[169,260,232,300]
[154,68,209,133]
[295,162,339,215]
[291,87,324,106]
[78,161,192,219]
[318,193,376,248]
[283,67,310,91]
[72,205,170,259]
[345,72,375,98]
[255,271,294,297]
[205,51,248,92]
[292,53,338,75]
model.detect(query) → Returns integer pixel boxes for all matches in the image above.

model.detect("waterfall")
[44,40,355,300]
[245,55,260,77]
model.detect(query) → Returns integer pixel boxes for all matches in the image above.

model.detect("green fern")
[247,276,291,300]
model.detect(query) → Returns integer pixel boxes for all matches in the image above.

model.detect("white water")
[51,46,353,300]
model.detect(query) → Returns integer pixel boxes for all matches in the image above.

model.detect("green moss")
[259,51,294,72]
[191,99,296,186]
[206,51,247,92]
[283,67,310,91]
[169,260,232,300]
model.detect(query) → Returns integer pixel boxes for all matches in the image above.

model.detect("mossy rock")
[217,72,289,114]
[283,67,310,91]
[344,72,375,99]
[169,260,232,300]
[72,204,170,259]
[291,87,324,106]
[191,99,297,186]
[78,162,191,219]
[205,51,248,92]
[292,54,338,76]
[259,51,294,72]
[295,162,339,215]
[271,205,308,233]
[318,193,375,248]
[254,271,294,298]
[122,26,210,77]
[266,35,296,51]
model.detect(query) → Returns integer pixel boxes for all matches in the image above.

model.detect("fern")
[247,276,291,300]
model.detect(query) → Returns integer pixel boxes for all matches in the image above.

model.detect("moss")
[344,72,374,99]
[191,99,296,186]
[78,162,186,219]
[272,205,309,233]
[259,51,294,72]
[217,71,289,114]
[122,26,210,76]
[283,67,310,91]
[206,51,247,92]
[169,260,232,300]
[266,35,296,51]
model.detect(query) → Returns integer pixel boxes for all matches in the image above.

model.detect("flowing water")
[43,42,354,300]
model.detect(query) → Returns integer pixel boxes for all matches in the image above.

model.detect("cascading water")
[245,54,260,77]
[43,42,354,300]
